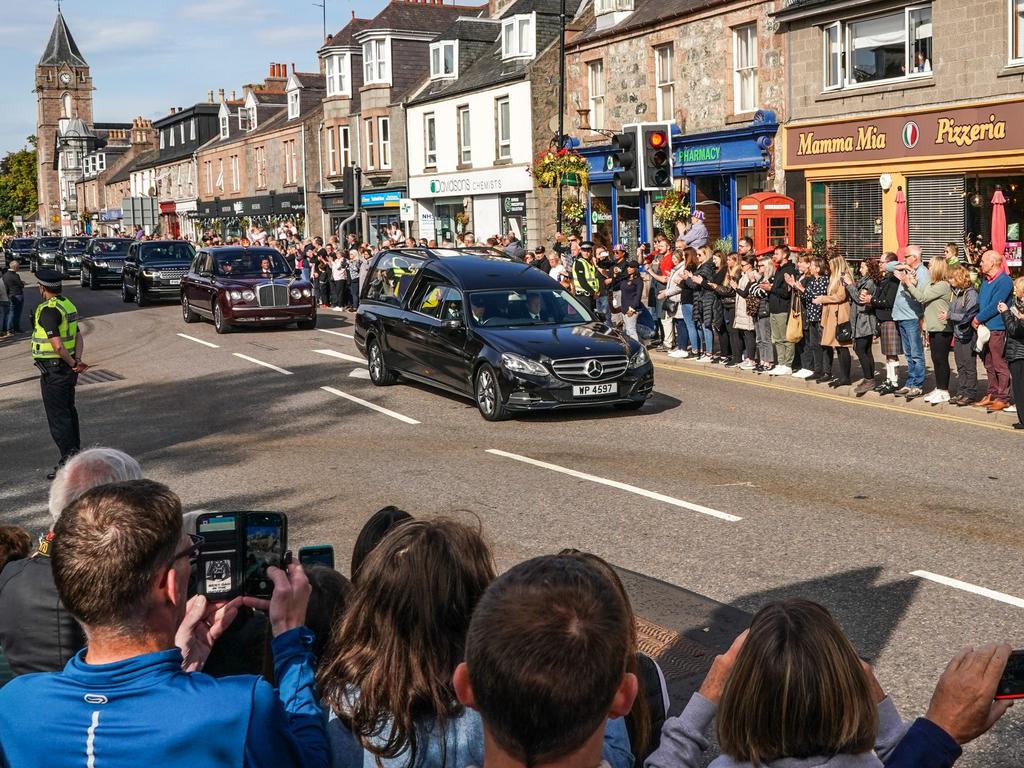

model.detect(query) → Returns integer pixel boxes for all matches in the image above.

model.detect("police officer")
[572,241,600,316]
[31,269,88,479]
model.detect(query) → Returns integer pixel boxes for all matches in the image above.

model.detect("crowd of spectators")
[0,447,1016,767]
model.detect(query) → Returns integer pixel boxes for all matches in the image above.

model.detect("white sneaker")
[667,349,688,358]
[923,390,940,404]
[1007,404,1017,413]
[697,354,713,363]
[767,365,792,376]
[931,390,951,404]
[792,368,814,379]
[739,361,756,370]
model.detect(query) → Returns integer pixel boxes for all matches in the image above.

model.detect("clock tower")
[35,11,93,230]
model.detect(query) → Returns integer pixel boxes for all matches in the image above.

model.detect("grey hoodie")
[645,693,906,768]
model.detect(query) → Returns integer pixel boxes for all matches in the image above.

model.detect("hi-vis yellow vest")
[32,296,78,360]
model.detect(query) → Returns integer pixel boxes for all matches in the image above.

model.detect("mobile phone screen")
[196,514,239,598]
[243,515,285,598]
[996,651,1024,699]
[299,545,335,569]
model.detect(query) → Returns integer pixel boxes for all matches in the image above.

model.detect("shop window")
[588,184,613,249]
[496,98,511,160]
[811,180,882,262]
[424,114,437,167]
[458,106,472,165]
[732,24,758,114]
[823,5,933,90]
[588,61,605,131]
[966,176,1023,257]
[655,45,674,122]
[907,176,966,259]
[1013,0,1024,63]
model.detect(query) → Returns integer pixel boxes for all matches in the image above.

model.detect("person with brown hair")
[0,525,31,572]
[850,258,881,396]
[944,265,980,406]
[454,555,638,768]
[866,253,903,395]
[900,256,953,404]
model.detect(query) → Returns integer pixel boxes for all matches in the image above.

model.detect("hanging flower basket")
[561,198,586,228]
[652,190,690,231]
[532,148,589,190]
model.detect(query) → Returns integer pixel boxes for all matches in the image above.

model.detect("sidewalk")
[651,347,1019,430]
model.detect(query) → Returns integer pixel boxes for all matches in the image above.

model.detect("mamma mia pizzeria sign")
[786,101,1024,168]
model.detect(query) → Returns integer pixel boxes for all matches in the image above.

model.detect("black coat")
[767,261,797,314]
[1002,302,1024,363]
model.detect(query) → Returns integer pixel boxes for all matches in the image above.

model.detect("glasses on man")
[169,534,204,567]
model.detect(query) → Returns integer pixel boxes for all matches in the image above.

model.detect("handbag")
[836,320,853,343]
[785,291,803,343]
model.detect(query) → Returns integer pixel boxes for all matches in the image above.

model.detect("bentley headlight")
[229,290,242,301]
[290,288,302,300]
[241,290,256,302]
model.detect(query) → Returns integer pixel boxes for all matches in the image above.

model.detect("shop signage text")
[676,145,722,164]
[787,101,1023,167]
[409,165,532,199]
[429,177,503,195]
[361,190,403,207]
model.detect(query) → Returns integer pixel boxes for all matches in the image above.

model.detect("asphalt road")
[2,275,1023,766]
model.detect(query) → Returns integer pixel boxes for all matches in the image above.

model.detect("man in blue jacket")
[0,479,328,768]
[972,249,1014,412]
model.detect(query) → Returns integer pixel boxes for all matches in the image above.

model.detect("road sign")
[399,198,415,222]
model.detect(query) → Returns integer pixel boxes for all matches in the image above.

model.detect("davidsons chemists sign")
[785,100,1024,169]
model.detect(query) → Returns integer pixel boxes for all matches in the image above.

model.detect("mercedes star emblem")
[585,359,604,379]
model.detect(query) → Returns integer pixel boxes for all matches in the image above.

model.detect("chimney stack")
[231,89,237,101]
[208,90,214,103]
[218,88,225,102]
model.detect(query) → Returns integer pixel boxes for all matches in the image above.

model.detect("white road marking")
[486,449,742,522]
[910,571,1024,609]
[232,353,293,375]
[321,386,420,424]
[349,368,371,379]
[313,348,366,364]
[176,333,219,349]
[316,328,355,339]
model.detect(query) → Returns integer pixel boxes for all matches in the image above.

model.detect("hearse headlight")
[628,345,649,369]
[241,290,256,302]
[290,288,302,300]
[501,353,547,377]
[229,290,242,301]
[301,288,312,297]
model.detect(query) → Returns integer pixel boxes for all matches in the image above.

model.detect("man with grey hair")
[0,447,141,675]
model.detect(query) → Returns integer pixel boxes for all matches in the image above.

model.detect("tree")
[0,136,39,234]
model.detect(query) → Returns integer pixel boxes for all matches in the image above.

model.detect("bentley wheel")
[367,339,395,385]
[181,296,197,323]
[475,364,509,421]
[296,313,317,330]
[213,302,231,334]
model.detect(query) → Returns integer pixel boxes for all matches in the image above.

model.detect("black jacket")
[619,276,643,312]
[767,261,797,314]
[871,274,901,323]
[2,270,23,298]
[0,556,85,676]
[1002,302,1024,363]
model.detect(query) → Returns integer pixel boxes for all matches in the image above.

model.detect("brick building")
[777,0,1024,264]
[562,0,787,250]
[195,64,324,238]
[317,0,483,244]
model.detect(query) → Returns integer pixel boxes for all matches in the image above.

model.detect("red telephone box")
[737,192,796,254]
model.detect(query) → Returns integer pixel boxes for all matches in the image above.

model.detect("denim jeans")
[674,318,689,350]
[349,278,360,308]
[596,295,610,322]
[622,312,639,341]
[7,296,22,332]
[897,319,925,388]
[681,303,699,352]
[0,302,9,333]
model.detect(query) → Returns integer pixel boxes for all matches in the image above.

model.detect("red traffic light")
[647,131,667,149]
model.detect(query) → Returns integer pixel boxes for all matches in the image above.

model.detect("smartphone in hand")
[995,650,1024,700]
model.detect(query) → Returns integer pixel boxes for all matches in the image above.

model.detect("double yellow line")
[653,361,1017,433]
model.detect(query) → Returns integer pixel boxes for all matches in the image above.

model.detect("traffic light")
[611,126,640,192]
[640,123,673,190]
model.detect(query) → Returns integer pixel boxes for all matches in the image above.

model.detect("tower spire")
[39,9,87,68]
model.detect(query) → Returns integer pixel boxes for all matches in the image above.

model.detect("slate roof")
[324,17,374,48]
[39,13,87,67]
[293,72,326,89]
[358,1,486,37]
[107,150,159,184]
[407,0,581,106]
[572,0,729,45]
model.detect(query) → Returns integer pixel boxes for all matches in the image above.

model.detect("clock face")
[59,72,71,84]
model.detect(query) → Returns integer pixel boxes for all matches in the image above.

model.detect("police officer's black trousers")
[39,363,80,463]
[576,293,594,315]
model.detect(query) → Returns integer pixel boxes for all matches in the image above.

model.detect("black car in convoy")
[121,240,196,305]
[80,237,133,289]
[32,237,63,273]
[4,238,35,269]
[354,248,654,421]
[56,237,90,278]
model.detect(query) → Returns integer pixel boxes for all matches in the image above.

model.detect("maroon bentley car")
[180,246,316,333]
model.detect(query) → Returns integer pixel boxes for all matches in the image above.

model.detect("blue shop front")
[579,112,778,252]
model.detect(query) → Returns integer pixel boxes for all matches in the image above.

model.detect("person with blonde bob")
[900,256,953,404]
[645,599,906,768]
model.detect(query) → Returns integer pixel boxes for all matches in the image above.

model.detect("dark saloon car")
[354,248,654,421]
[5,238,36,269]
[180,246,316,333]
[121,240,196,305]
[32,237,63,272]
[81,237,133,289]
[56,237,90,278]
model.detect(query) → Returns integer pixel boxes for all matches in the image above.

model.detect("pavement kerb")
[651,353,1019,433]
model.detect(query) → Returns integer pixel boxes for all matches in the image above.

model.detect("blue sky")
[0,0,387,156]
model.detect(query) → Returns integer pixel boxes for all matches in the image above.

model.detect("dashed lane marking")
[312,348,366,364]
[232,353,293,375]
[316,328,355,339]
[485,449,741,522]
[654,361,1017,433]
[910,570,1024,609]
[321,386,420,424]
[176,333,219,349]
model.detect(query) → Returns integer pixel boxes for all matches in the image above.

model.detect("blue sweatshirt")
[0,627,328,768]
[884,262,930,322]
[883,718,961,768]
[976,272,1013,331]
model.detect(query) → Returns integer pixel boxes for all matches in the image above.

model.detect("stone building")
[562,0,787,250]
[74,118,156,235]
[776,0,1024,263]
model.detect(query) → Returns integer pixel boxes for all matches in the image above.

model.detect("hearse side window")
[411,279,461,319]
[365,253,424,305]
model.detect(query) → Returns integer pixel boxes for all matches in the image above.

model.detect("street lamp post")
[555,0,566,234]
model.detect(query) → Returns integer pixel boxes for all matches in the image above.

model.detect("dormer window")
[220,115,229,139]
[363,38,390,84]
[502,14,535,59]
[430,41,458,79]
[325,53,350,97]
[594,0,632,14]
[239,106,255,131]
[288,89,300,119]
